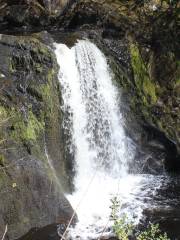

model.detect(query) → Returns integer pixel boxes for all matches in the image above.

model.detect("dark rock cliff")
[0,0,71,31]
[0,33,75,239]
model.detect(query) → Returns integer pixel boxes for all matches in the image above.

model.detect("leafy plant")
[110,197,170,240]
[110,197,133,240]
[137,224,170,240]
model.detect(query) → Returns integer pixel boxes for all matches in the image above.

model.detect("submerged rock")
[17,223,68,240]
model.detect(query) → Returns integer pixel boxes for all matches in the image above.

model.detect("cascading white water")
[55,40,166,239]
[56,40,134,177]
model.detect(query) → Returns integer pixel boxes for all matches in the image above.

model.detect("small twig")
[58,233,66,240]
[1,225,7,240]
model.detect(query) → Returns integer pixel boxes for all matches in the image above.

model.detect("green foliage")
[110,197,133,240]
[113,215,134,240]
[137,224,170,240]
[0,154,5,166]
[24,110,44,141]
[130,44,157,105]
[0,106,8,122]
[110,197,170,240]
[110,197,120,221]
[10,107,44,143]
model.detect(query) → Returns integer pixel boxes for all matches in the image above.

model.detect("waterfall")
[54,40,165,239]
[55,39,134,175]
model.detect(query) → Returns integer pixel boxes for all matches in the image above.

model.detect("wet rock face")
[139,176,180,239]
[0,33,75,239]
[0,0,71,31]
[17,224,64,240]
[127,41,180,170]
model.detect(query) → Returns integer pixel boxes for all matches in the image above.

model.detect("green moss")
[156,120,163,130]
[35,63,43,73]
[0,104,45,150]
[0,106,7,120]
[0,106,8,143]
[25,111,44,141]
[130,44,157,105]
[142,77,157,104]
[47,68,55,81]
[38,45,52,57]
[39,84,54,115]
[11,108,45,143]
[175,77,180,86]
[9,57,15,73]
[21,216,30,224]
[0,154,5,166]
[38,69,58,117]
[25,38,52,59]
[8,37,53,78]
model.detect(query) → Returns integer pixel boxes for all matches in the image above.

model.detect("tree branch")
[1,225,7,240]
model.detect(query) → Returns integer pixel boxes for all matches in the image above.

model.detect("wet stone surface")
[139,175,180,240]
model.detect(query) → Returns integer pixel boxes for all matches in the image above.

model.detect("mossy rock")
[10,107,44,143]
[0,33,75,239]
[127,40,180,155]
[130,43,157,105]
